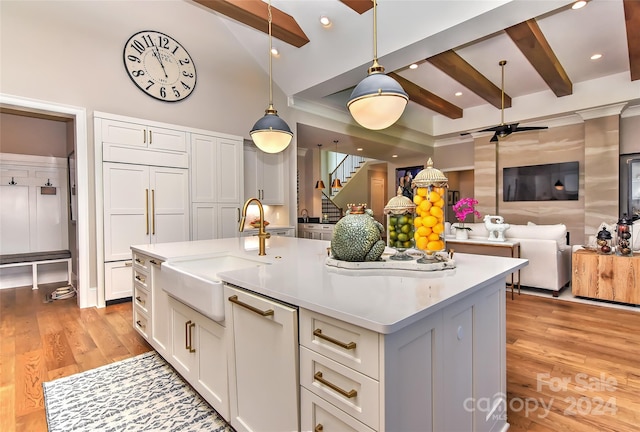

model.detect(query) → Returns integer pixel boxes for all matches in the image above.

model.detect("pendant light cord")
[372,0,378,62]
[268,1,274,107]
[500,60,506,125]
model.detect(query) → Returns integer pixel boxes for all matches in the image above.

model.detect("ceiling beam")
[339,0,373,15]
[623,0,640,81]
[505,19,572,97]
[389,73,462,119]
[427,50,510,109]
[193,0,309,48]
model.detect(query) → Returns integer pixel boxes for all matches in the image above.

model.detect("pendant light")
[331,140,343,189]
[347,0,408,130]
[250,0,293,154]
[315,144,326,189]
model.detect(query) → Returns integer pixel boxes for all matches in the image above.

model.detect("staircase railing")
[330,154,366,190]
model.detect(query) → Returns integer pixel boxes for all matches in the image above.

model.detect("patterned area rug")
[43,351,234,431]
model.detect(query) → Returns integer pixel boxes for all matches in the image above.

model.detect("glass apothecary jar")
[384,187,416,260]
[616,214,633,257]
[412,158,448,256]
[595,227,613,254]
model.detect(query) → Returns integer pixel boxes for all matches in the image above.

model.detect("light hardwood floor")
[1,284,639,431]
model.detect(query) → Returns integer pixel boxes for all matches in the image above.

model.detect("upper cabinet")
[243,145,284,205]
[191,134,243,204]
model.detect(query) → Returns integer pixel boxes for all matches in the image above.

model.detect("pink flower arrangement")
[452,197,481,230]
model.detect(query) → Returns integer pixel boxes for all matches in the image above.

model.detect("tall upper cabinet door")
[260,151,284,205]
[149,166,190,245]
[103,162,150,261]
[191,134,242,204]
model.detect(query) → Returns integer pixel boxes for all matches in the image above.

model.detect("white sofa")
[446,222,572,295]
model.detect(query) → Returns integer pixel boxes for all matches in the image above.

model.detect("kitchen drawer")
[133,268,149,290]
[301,387,375,432]
[300,308,379,379]
[133,283,150,315]
[132,252,150,272]
[301,347,379,430]
[133,308,150,339]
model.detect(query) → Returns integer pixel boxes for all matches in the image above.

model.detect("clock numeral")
[172,86,180,98]
[159,36,170,50]
[130,40,146,55]
[131,70,145,78]
[142,34,155,48]
[179,58,191,66]
[127,55,141,63]
[181,81,192,91]
[182,71,194,78]
[145,81,155,91]
[160,87,166,98]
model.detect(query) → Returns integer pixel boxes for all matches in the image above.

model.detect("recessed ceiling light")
[455,91,463,97]
[572,1,587,10]
[357,147,363,151]
[392,154,398,158]
[270,47,279,56]
[409,64,418,70]
[590,53,602,60]
[319,16,331,27]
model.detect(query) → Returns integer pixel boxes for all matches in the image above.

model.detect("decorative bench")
[0,250,72,290]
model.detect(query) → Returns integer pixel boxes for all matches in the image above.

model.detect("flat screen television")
[503,161,579,201]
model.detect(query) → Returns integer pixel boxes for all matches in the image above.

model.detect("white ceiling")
[193,0,640,160]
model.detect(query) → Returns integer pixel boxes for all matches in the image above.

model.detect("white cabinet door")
[103,163,150,261]
[218,204,241,239]
[104,261,133,301]
[225,285,299,432]
[101,119,186,152]
[217,138,243,204]
[191,134,218,202]
[168,297,229,419]
[243,145,284,205]
[191,203,240,240]
[149,166,190,245]
[149,258,170,356]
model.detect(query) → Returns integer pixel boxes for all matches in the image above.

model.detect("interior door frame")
[0,93,93,308]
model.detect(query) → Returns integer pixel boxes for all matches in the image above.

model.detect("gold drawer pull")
[313,329,356,350]
[315,424,323,432]
[135,275,146,283]
[150,259,162,266]
[188,322,196,353]
[228,295,274,317]
[124,261,133,267]
[313,371,357,399]
[135,295,145,305]
[136,320,146,329]
[135,257,145,265]
[185,320,191,350]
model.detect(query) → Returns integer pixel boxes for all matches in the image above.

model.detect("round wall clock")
[123,30,197,102]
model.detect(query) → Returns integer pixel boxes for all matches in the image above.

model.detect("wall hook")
[45,179,53,187]
[9,177,17,185]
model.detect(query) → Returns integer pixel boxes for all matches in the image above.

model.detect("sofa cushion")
[506,224,567,247]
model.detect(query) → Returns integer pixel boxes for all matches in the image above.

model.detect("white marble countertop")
[132,237,527,334]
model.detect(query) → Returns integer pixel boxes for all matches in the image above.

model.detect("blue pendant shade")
[347,64,408,130]
[250,104,293,154]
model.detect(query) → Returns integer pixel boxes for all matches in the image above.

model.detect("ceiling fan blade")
[513,126,549,132]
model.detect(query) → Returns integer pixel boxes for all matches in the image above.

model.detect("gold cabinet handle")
[151,189,156,235]
[228,295,274,317]
[313,329,356,350]
[185,320,191,350]
[149,130,153,144]
[135,274,146,283]
[313,371,357,399]
[188,322,196,353]
[315,425,323,432]
[143,129,146,144]
[145,189,149,235]
[136,320,146,330]
[124,261,133,267]
[150,259,162,266]
[135,257,145,265]
[135,295,145,305]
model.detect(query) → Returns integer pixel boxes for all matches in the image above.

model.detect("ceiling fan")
[475,60,548,142]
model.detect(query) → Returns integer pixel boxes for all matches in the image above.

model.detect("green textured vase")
[330,205,386,262]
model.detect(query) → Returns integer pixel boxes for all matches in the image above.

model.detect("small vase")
[455,228,469,240]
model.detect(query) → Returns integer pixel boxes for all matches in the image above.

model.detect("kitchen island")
[131,236,527,432]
